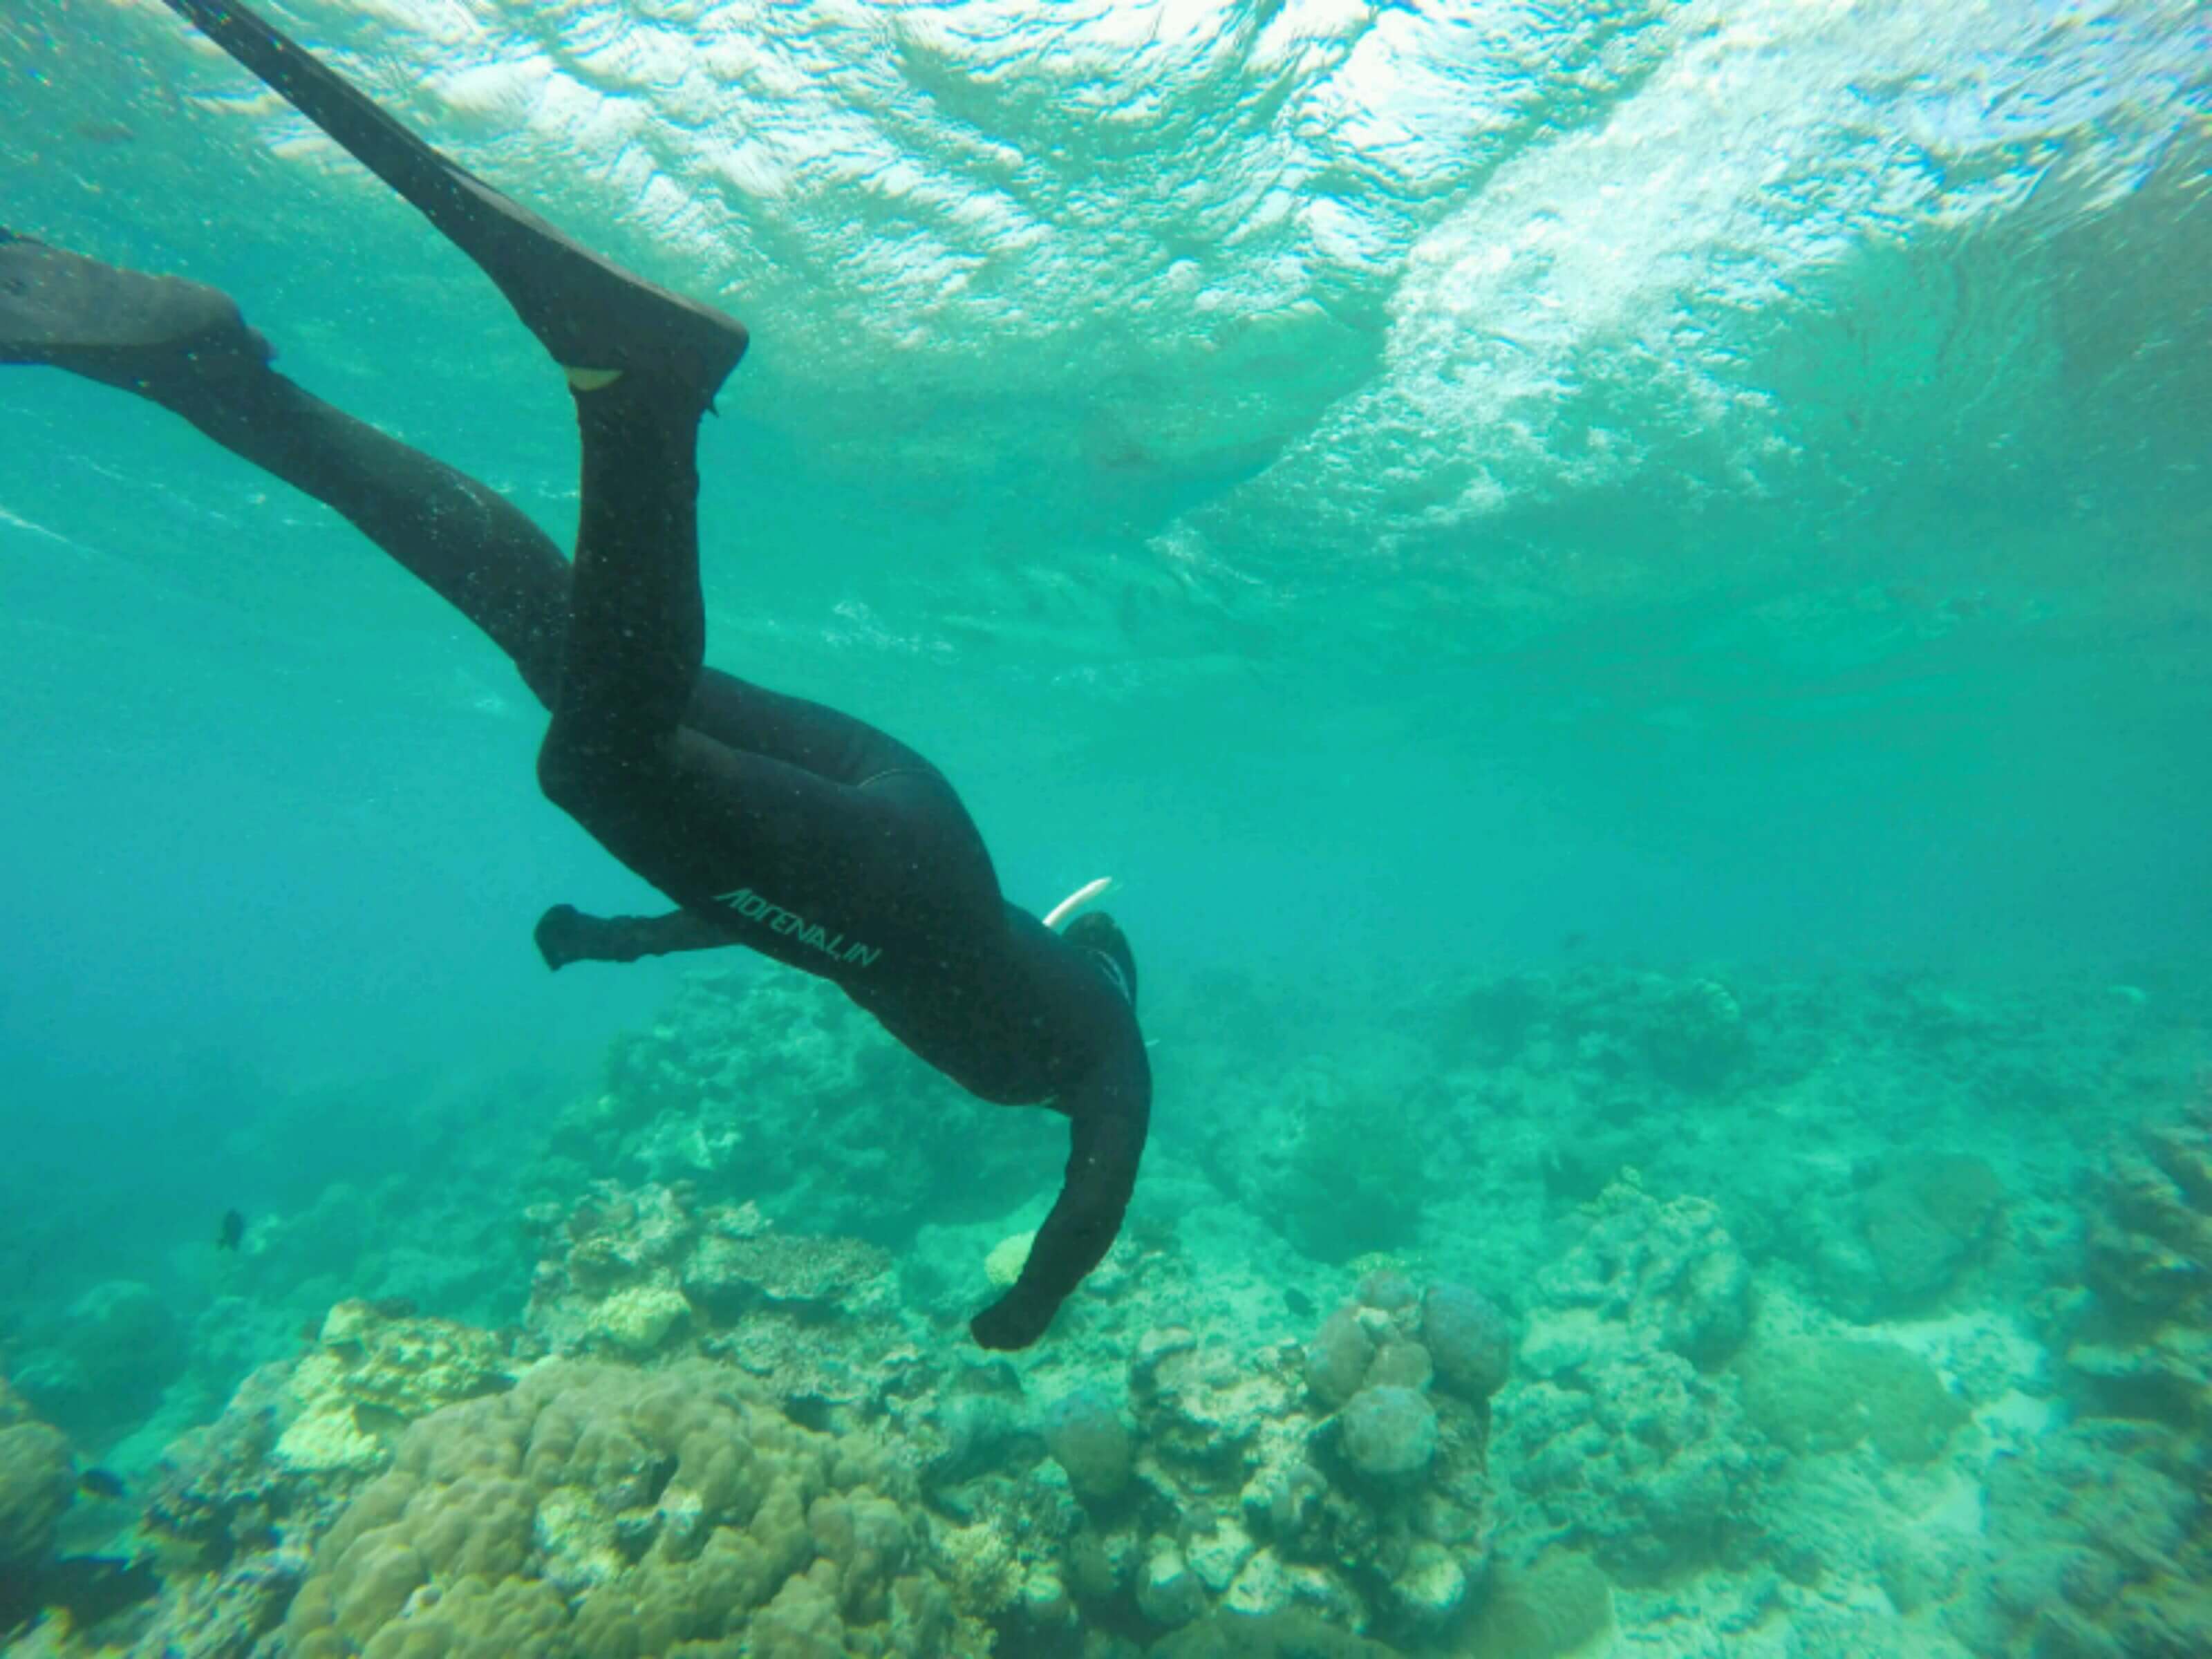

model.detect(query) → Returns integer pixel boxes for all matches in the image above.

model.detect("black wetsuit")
[5,0,1148,1351]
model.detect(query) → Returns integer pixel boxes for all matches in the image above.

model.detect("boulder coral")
[1420,1280,1512,1402]
[280,1358,991,1658]
[1335,1386,1437,1482]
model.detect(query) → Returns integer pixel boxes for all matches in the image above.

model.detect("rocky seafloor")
[3,957,2209,1657]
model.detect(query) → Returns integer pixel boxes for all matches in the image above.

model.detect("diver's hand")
[970,1286,1060,1351]
[534,903,594,971]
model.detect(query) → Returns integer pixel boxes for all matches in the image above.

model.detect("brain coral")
[280,1359,988,1658]
[1737,1336,1967,1464]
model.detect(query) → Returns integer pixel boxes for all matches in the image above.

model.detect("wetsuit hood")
[1064,910,1136,1009]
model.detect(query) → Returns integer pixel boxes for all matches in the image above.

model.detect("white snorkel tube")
[1043,876,1117,932]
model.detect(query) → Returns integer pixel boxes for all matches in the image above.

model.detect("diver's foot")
[442,172,750,413]
[165,0,746,411]
[0,231,271,390]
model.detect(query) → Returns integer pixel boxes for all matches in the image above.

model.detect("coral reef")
[12,955,2209,1659]
[1500,1343,1770,1584]
[143,1362,301,1571]
[1192,1046,1447,1264]
[1501,1181,1774,1583]
[1443,968,1759,1097]
[276,1300,522,1477]
[522,1181,914,1424]
[1150,1606,1400,1656]
[278,1358,991,1658]
[1927,1419,2212,1658]
[881,1256,1517,1652]
[0,1417,73,1574]
[1042,1389,1134,1503]
[1418,1282,1512,1403]
[1807,1152,2008,1320]
[1461,1548,1613,1659]
[541,967,1060,1244]
[1526,1177,1753,1370]
[8,1280,187,1447]
[2064,1085,2212,1427]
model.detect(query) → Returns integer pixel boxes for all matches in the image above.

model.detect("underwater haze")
[2,0,2209,1655]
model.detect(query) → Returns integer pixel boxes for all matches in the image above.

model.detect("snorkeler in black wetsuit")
[0,0,1148,1352]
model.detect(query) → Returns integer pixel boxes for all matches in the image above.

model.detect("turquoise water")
[2,1,2209,1654]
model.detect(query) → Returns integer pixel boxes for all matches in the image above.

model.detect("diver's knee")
[535,730,608,813]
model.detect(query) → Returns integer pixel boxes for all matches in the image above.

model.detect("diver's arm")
[534,903,738,970]
[971,1030,1152,1350]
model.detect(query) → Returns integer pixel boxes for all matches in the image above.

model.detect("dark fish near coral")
[1284,1286,1315,1320]
[216,1209,245,1251]
[77,1468,126,1501]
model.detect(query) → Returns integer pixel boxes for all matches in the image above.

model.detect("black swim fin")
[160,0,747,406]
[0,230,270,387]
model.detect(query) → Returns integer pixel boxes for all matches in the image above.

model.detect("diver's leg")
[534,372,1003,934]
[161,0,746,405]
[1,232,934,769]
[167,363,574,705]
[1,234,571,704]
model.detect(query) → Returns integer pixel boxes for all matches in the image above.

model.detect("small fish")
[1284,1286,1315,1320]
[77,1469,126,1501]
[216,1210,245,1251]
